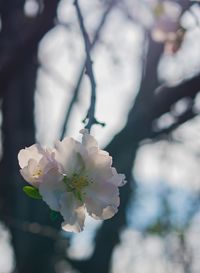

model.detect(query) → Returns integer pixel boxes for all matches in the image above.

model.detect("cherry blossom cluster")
[18,130,126,232]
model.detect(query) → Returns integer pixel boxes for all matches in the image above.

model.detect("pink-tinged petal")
[20,159,41,187]
[39,170,65,211]
[109,168,126,187]
[86,151,114,182]
[85,182,119,220]
[18,144,44,168]
[54,137,83,175]
[39,155,59,175]
[28,159,38,174]
[80,129,98,151]
[91,151,112,169]
[60,192,85,233]
[100,206,118,220]
[20,167,35,186]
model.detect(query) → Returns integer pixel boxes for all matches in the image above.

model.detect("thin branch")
[152,74,200,121]
[151,108,197,139]
[124,74,200,142]
[74,0,103,132]
[60,1,114,139]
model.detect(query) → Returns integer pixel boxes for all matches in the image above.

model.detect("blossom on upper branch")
[150,0,186,54]
[18,130,126,233]
[151,1,182,41]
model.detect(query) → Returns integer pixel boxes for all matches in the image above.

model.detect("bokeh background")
[1,0,200,273]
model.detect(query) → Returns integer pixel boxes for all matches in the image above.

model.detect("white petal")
[86,151,114,182]
[20,167,35,185]
[28,159,38,174]
[20,159,40,187]
[18,144,44,168]
[60,192,85,233]
[101,206,118,220]
[80,129,98,150]
[39,155,59,175]
[39,170,65,211]
[109,168,126,187]
[54,137,83,175]
[85,182,119,220]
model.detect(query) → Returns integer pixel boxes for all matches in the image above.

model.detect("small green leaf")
[50,210,60,221]
[23,186,42,200]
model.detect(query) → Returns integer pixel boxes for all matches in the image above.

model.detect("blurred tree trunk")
[0,32,59,273]
[69,34,164,273]
[0,1,61,273]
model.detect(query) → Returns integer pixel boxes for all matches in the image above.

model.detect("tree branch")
[152,74,200,122]
[151,108,197,139]
[74,0,103,132]
[60,1,114,138]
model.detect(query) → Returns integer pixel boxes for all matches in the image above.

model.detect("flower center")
[71,174,89,191]
[32,168,42,179]
[63,173,92,201]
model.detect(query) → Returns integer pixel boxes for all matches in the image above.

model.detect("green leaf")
[23,186,42,200]
[50,210,60,221]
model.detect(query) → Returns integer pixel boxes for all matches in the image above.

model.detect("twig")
[60,1,113,139]
[74,0,104,132]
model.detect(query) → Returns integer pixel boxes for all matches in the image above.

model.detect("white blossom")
[18,130,126,233]
[18,144,60,188]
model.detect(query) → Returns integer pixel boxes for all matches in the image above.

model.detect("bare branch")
[60,1,114,139]
[152,74,200,121]
[151,108,197,139]
[74,0,103,132]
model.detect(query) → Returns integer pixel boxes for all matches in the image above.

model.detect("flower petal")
[20,167,34,185]
[80,129,98,151]
[54,137,83,175]
[39,169,65,211]
[85,182,119,220]
[85,151,114,182]
[60,192,85,233]
[109,168,126,187]
[20,159,41,187]
[18,144,44,169]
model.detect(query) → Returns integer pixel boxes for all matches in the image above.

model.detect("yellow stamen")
[71,174,89,191]
[64,173,92,201]
[32,169,42,179]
